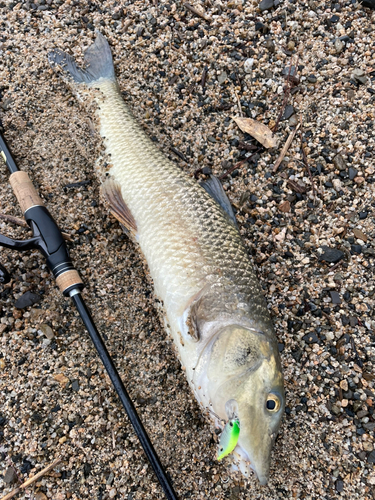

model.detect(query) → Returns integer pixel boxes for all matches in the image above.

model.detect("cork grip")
[10,171,45,213]
[56,270,83,293]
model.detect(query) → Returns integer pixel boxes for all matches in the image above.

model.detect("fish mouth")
[230,444,270,485]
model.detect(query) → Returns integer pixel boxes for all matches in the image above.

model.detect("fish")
[48,33,285,485]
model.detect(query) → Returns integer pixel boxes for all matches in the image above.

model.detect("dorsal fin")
[101,178,137,235]
[200,175,238,228]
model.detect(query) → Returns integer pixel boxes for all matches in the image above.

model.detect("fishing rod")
[0,131,179,500]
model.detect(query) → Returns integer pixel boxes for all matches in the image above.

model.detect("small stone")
[351,68,368,85]
[207,136,216,143]
[217,71,227,84]
[351,244,362,255]
[53,373,69,386]
[282,105,294,120]
[359,211,368,220]
[330,291,341,304]
[71,380,80,391]
[335,480,344,492]
[288,114,299,127]
[287,41,295,51]
[333,154,346,171]
[367,450,375,463]
[259,0,274,12]
[4,466,17,484]
[278,200,291,213]
[244,58,254,73]
[109,488,117,499]
[303,332,319,344]
[59,436,67,444]
[307,75,317,84]
[340,380,348,392]
[348,167,358,180]
[39,323,54,339]
[319,246,344,264]
[15,291,42,309]
[35,493,48,500]
[335,38,344,54]
[106,472,115,485]
[353,228,367,242]
[265,39,275,53]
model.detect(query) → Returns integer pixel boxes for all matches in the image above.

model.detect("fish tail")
[48,32,115,85]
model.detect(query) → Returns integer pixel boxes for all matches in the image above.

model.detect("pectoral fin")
[200,175,238,228]
[101,178,137,236]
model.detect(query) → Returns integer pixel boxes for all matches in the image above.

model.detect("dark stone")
[307,75,317,83]
[368,450,375,463]
[259,0,274,11]
[351,244,362,254]
[282,105,294,120]
[319,246,344,264]
[341,315,349,326]
[20,460,32,474]
[15,291,42,309]
[4,467,17,484]
[330,15,340,23]
[335,480,344,492]
[343,291,351,301]
[359,211,368,219]
[71,380,80,392]
[349,317,358,327]
[278,343,284,352]
[303,332,319,344]
[83,463,91,478]
[330,291,341,304]
[348,167,358,180]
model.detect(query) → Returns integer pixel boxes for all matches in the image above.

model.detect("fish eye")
[266,394,280,412]
[229,421,233,427]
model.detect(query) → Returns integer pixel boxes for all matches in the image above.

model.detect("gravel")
[0,1,375,499]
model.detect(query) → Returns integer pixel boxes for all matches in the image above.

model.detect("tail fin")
[48,32,115,85]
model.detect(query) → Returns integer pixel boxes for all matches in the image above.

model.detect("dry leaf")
[232,116,279,149]
[53,373,69,386]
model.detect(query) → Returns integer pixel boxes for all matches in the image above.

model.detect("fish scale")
[48,33,285,485]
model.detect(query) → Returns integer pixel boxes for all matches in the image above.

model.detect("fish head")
[194,324,284,484]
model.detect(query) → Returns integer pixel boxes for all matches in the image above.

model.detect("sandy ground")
[1,0,375,499]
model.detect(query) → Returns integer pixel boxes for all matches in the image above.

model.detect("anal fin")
[101,178,137,236]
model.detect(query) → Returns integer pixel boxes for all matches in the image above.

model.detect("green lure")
[217,418,240,461]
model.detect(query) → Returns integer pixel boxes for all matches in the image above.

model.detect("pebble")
[334,39,344,54]
[259,0,274,11]
[351,69,368,85]
[217,72,227,84]
[333,154,346,171]
[330,291,341,304]
[319,247,344,264]
[307,75,317,84]
[303,332,319,344]
[335,480,344,493]
[14,291,42,309]
[244,58,254,73]
[348,167,358,180]
[282,105,294,121]
[4,467,17,485]
[38,323,54,339]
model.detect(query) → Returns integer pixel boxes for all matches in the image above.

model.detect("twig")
[0,213,73,242]
[183,2,211,22]
[324,260,342,274]
[299,117,316,199]
[0,457,62,500]
[0,213,28,228]
[272,123,300,173]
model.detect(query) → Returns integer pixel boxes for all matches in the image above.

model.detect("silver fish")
[48,33,285,485]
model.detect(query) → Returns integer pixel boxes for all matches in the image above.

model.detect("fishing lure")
[217,417,241,461]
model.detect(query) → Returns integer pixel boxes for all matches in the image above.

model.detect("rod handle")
[9,171,45,213]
